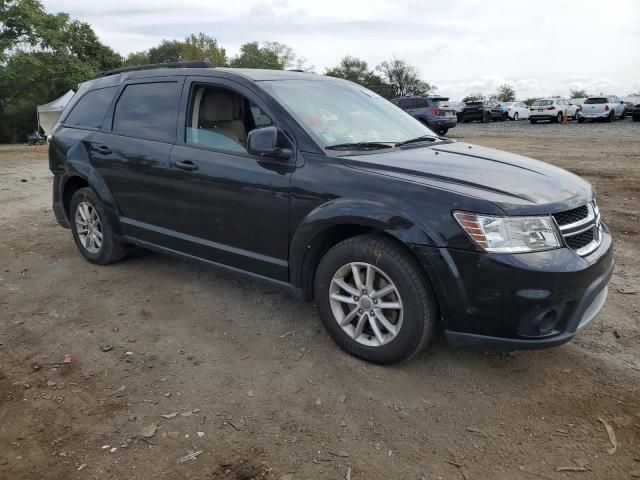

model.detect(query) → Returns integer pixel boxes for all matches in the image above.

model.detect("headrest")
[202,93,234,122]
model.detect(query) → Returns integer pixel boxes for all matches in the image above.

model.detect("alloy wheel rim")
[75,201,103,254]
[329,262,403,347]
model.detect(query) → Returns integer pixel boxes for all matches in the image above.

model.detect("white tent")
[37,90,75,136]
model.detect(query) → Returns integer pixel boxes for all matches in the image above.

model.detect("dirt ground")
[1,122,639,480]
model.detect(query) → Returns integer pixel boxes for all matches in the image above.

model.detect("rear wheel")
[513,112,519,121]
[437,127,448,136]
[554,112,563,123]
[481,112,491,123]
[70,187,127,265]
[530,118,537,124]
[314,235,436,364]
[578,116,586,123]
[607,111,614,122]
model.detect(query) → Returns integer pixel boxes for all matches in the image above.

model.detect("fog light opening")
[537,310,558,335]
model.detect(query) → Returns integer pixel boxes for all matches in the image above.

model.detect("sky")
[43,0,640,100]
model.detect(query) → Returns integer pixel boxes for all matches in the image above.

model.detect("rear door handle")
[91,144,112,155]
[174,160,198,171]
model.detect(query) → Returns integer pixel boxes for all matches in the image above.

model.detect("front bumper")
[414,224,614,349]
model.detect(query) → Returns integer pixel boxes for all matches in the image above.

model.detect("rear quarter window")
[112,82,181,142]
[64,86,117,129]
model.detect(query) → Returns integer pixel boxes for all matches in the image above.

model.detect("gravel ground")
[1,123,639,480]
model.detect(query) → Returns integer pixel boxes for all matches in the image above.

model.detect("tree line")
[2,1,627,143]
[0,1,438,142]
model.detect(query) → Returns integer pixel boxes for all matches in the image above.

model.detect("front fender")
[289,197,439,288]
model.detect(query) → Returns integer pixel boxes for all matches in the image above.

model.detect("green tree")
[462,92,485,102]
[124,50,151,66]
[376,57,434,97]
[230,41,282,69]
[569,88,588,99]
[325,56,393,98]
[523,97,538,106]
[0,0,122,142]
[148,39,183,64]
[496,84,516,102]
[181,33,226,65]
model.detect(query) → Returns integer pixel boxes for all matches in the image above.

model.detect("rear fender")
[63,142,122,235]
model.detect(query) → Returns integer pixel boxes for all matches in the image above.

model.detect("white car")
[578,96,626,122]
[529,98,579,123]
[502,102,530,120]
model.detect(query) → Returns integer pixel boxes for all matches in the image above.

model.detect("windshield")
[584,98,607,104]
[260,79,436,149]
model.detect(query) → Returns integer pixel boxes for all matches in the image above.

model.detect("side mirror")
[247,126,292,160]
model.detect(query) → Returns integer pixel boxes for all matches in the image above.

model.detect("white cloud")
[43,0,640,99]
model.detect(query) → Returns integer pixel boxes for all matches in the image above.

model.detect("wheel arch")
[61,159,122,235]
[289,199,439,301]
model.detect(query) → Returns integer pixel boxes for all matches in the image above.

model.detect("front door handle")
[174,160,198,171]
[91,144,112,155]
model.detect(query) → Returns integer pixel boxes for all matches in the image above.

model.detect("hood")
[341,141,593,215]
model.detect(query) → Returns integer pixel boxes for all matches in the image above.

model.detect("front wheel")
[314,235,436,365]
[513,112,519,121]
[70,187,127,265]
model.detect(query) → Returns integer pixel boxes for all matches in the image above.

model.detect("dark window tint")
[398,99,415,109]
[65,87,117,129]
[466,101,483,106]
[112,82,180,142]
[414,98,429,108]
[532,99,553,106]
[584,97,607,104]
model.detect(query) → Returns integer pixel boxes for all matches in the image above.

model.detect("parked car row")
[393,94,638,134]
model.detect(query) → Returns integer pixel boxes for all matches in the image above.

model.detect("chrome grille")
[554,202,602,256]
[552,205,589,226]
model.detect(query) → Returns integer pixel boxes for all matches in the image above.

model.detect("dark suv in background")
[391,95,457,135]
[49,62,613,365]
[459,100,505,123]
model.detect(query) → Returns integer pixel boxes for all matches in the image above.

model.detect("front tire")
[70,187,127,265]
[314,235,436,365]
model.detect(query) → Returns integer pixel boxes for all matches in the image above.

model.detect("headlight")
[454,211,561,253]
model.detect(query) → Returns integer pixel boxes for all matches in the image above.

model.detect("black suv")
[49,62,613,364]
[459,100,506,123]
[391,96,457,135]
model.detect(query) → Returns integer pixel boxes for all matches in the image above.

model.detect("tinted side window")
[112,82,180,142]
[65,87,117,129]
[414,98,429,108]
[398,99,415,109]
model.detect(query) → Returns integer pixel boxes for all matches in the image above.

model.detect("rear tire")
[529,118,537,124]
[314,235,436,365]
[481,112,491,123]
[513,112,519,121]
[438,128,448,136]
[554,112,563,123]
[70,187,127,265]
[578,116,586,123]
[606,111,614,122]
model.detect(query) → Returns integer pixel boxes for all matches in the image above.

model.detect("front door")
[167,77,295,281]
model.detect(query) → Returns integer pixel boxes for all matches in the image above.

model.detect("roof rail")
[95,61,214,79]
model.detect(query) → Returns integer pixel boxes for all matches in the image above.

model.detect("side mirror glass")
[247,126,292,160]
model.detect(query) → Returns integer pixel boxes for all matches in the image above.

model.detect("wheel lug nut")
[354,296,359,301]
[358,309,363,314]
[373,299,378,304]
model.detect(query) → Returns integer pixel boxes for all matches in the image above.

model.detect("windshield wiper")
[325,142,395,151]
[394,135,438,147]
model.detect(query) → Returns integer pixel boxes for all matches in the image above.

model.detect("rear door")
[90,78,184,238]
